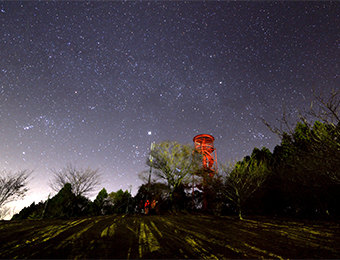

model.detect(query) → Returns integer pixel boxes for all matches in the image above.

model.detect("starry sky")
[1,1,339,215]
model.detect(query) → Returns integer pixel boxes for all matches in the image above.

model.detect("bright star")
[148,131,152,135]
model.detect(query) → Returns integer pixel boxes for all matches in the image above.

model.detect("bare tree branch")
[0,169,32,209]
[264,89,340,185]
[50,164,101,197]
[261,103,299,139]
[309,88,340,125]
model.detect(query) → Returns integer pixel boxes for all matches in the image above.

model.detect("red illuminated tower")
[193,134,218,176]
[193,134,218,211]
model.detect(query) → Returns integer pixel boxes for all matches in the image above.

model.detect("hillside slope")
[1,214,339,259]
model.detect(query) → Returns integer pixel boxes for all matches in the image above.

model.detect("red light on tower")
[193,134,217,176]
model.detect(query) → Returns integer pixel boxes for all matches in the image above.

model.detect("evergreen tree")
[109,189,132,213]
[92,188,112,215]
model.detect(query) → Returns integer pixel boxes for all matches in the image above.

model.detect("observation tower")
[193,134,218,176]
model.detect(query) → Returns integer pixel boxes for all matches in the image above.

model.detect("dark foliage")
[91,188,111,215]
[109,189,132,214]
[133,183,170,213]
[13,183,91,220]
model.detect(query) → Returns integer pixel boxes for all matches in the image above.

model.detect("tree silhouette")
[109,189,132,213]
[46,183,77,218]
[0,169,32,218]
[262,89,340,215]
[274,121,340,215]
[92,188,111,215]
[50,163,101,197]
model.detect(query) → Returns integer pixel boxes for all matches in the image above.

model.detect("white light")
[148,131,152,135]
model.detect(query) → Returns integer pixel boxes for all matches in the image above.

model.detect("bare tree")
[0,206,11,220]
[138,170,159,184]
[308,88,340,125]
[50,164,101,197]
[221,159,268,220]
[263,88,340,134]
[0,170,32,214]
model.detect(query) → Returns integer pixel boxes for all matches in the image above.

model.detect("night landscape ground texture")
[1,214,340,259]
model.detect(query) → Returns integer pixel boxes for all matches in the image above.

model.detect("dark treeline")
[13,90,340,220]
[13,119,340,220]
[12,185,133,220]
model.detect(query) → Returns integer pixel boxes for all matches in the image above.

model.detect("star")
[1,1,338,218]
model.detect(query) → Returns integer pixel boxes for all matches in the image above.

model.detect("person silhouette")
[144,200,150,215]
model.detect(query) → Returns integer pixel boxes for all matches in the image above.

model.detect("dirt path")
[1,214,339,259]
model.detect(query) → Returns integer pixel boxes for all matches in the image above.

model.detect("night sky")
[1,1,339,215]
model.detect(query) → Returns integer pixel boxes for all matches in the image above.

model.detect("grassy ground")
[0,214,339,259]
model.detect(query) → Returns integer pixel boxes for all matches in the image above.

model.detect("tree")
[301,121,340,184]
[0,170,32,217]
[46,183,78,218]
[12,201,44,220]
[146,141,201,209]
[108,189,132,213]
[12,184,91,220]
[262,89,340,216]
[263,89,340,183]
[93,188,113,215]
[0,206,11,220]
[134,182,169,213]
[274,121,340,215]
[221,158,268,220]
[309,88,340,126]
[195,172,225,214]
[50,163,101,197]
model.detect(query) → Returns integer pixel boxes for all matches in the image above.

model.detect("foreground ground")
[0,214,339,259]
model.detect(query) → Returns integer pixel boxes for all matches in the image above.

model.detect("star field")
[1,1,339,214]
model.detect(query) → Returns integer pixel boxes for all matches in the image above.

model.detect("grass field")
[1,214,339,259]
